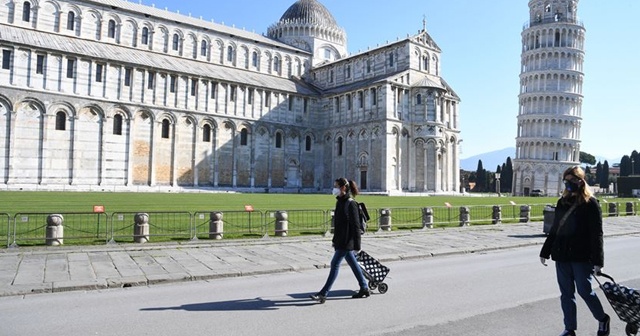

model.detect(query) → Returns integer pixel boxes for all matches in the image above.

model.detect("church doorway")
[360,171,368,190]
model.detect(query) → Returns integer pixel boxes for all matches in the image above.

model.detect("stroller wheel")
[378,282,389,294]
[368,281,377,291]
[626,323,638,336]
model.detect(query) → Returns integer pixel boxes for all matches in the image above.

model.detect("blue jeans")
[555,261,607,331]
[319,249,368,296]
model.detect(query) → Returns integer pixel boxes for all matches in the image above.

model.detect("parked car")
[530,189,544,197]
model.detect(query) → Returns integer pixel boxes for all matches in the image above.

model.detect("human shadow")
[508,234,547,239]
[140,290,356,312]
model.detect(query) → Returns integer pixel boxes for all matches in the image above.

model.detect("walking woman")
[540,166,610,336]
[310,178,370,303]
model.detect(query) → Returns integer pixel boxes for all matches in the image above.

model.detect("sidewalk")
[1,217,639,297]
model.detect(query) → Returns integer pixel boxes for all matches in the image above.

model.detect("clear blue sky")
[140,0,639,163]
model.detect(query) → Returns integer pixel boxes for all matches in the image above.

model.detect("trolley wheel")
[378,282,389,294]
[626,323,638,336]
[368,281,377,291]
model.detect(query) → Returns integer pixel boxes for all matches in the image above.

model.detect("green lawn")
[0,191,573,214]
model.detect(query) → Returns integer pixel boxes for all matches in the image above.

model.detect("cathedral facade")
[0,0,461,193]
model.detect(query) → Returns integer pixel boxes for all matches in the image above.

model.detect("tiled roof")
[83,0,302,52]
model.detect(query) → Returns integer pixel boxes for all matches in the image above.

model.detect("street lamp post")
[632,158,635,176]
[495,172,501,197]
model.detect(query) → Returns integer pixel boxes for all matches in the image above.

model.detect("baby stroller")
[356,250,390,294]
[594,272,640,336]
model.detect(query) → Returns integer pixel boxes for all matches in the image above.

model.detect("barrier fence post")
[134,213,149,243]
[608,203,618,217]
[519,205,531,223]
[209,212,224,240]
[492,206,502,224]
[627,202,636,216]
[379,209,391,231]
[46,214,64,246]
[459,207,470,226]
[422,207,433,229]
[275,211,288,237]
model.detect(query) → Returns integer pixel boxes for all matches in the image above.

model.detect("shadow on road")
[139,290,356,311]
[508,234,547,239]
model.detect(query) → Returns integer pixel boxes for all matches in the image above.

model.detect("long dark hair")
[335,177,359,197]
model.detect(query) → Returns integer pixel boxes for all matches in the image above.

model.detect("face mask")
[564,180,580,192]
[332,188,341,196]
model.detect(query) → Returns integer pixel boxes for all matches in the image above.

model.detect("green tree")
[474,160,486,192]
[600,161,610,191]
[579,151,596,165]
[620,155,631,177]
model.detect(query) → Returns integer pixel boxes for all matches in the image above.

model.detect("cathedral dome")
[278,0,339,29]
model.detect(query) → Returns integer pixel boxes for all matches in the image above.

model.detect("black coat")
[332,195,362,251]
[540,196,604,266]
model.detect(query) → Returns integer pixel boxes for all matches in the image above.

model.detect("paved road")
[1,217,639,297]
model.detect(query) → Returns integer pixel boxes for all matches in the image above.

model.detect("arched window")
[67,11,75,31]
[141,27,149,45]
[274,57,280,73]
[423,57,429,72]
[416,94,422,105]
[275,132,283,148]
[161,119,170,138]
[200,40,208,57]
[252,51,258,68]
[113,114,123,135]
[305,136,312,151]
[202,124,211,142]
[337,137,343,156]
[371,88,377,106]
[227,46,234,63]
[22,2,31,22]
[108,20,116,38]
[172,34,180,51]
[240,128,248,146]
[55,112,66,131]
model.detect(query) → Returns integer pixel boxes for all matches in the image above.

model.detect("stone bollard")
[626,202,636,216]
[133,213,150,243]
[492,205,502,224]
[459,206,470,226]
[519,205,531,223]
[330,211,335,234]
[608,203,618,217]
[379,209,392,231]
[46,214,64,246]
[275,211,288,237]
[422,207,434,229]
[209,212,224,240]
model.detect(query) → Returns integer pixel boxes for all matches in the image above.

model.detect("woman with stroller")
[540,166,610,336]
[310,177,370,303]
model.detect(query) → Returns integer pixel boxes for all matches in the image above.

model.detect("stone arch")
[121,18,138,47]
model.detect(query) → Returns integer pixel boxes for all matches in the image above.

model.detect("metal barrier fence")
[264,209,329,236]
[10,212,109,247]
[110,212,192,243]
[192,210,266,239]
[1,213,10,247]
[3,202,639,247]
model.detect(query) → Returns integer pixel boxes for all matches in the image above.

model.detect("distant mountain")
[461,148,620,172]
[461,147,515,171]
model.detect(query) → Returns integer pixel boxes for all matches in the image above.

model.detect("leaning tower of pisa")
[513,0,585,196]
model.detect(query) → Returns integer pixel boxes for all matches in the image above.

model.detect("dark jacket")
[540,196,604,266]
[332,195,362,251]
